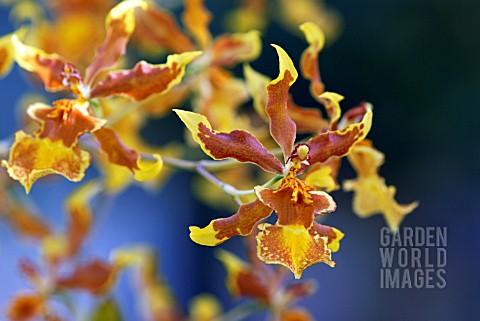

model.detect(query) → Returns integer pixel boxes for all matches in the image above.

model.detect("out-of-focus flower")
[176,45,371,278]
[343,141,419,232]
[217,246,317,320]
[0,0,201,193]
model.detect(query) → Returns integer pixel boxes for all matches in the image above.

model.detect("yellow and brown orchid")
[0,0,201,193]
[175,45,372,278]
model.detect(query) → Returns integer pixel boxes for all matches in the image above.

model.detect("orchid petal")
[175,109,284,174]
[266,45,297,160]
[90,51,202,101]
[84,0,149,84]
[134,4,195,53]
[343,143,418,232]
[12,35,69,91]
[2,131,90,194]
[300,22,325,97]
[256,223,334,279]
[211,30,262,66]
[182,0,212,49]
[189,199,272,246]
[307,103,372,165]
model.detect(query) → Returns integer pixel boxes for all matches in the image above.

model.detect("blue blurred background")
[0,0,479,320]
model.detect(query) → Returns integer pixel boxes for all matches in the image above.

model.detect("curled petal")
[84,0,149,84]
[56,259,117,294]
[300,22,325,97]
[307,104,372,165]
[182,0,212,49]
[4,206,51,240]
[2,131,90,194]
[318,92,344,126]
[175,109,284,174]
[90,51,202,101]
[12,35,69,91]
[211,30,262,66]
[134,4,195,53]
[133,154,163,181]
[189,199,272,246]
[28,99,106,147]
[266,45,298,160]
[312,222,344,252]
[343,143,418,232]
[257,223,334,279]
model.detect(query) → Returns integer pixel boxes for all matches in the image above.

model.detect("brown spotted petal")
[4,205,51,240]
[0,30,18,78]
[94,127,139,171]
[90,51,201,101]
[182,0,212,49]
[2,131,91,194]
[134,4,195,53]
[256,223,334,279]
[28,99,106,147]
[312,222,344,252]
[56,259,117,295]
[12,35,69,91]
[307,104,372,165]
[211,30,261,67]
[6,293,45,321]
[84,0,148,85]
[189,199,272,246]
[175,109,284,174]
[266,45,298,160]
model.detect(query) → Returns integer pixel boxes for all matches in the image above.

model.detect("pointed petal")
[256,223,334,279]
[312,222,344,252]
[56,259,117,294]
[84,0,149,84]
[11,35,69,91]
[28,99,106,147]
[266,45,298,160]
[343,144,418,232]
[2,131,91,194]
[182,0,212,49]
[90,51,202,101]
[318,92,344,126]
[211,30,262,66]
[133,4,195,53]
[189,199,272,246]
[307,103,372,165]
[300,21,325,97]
[175,109,284,174]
